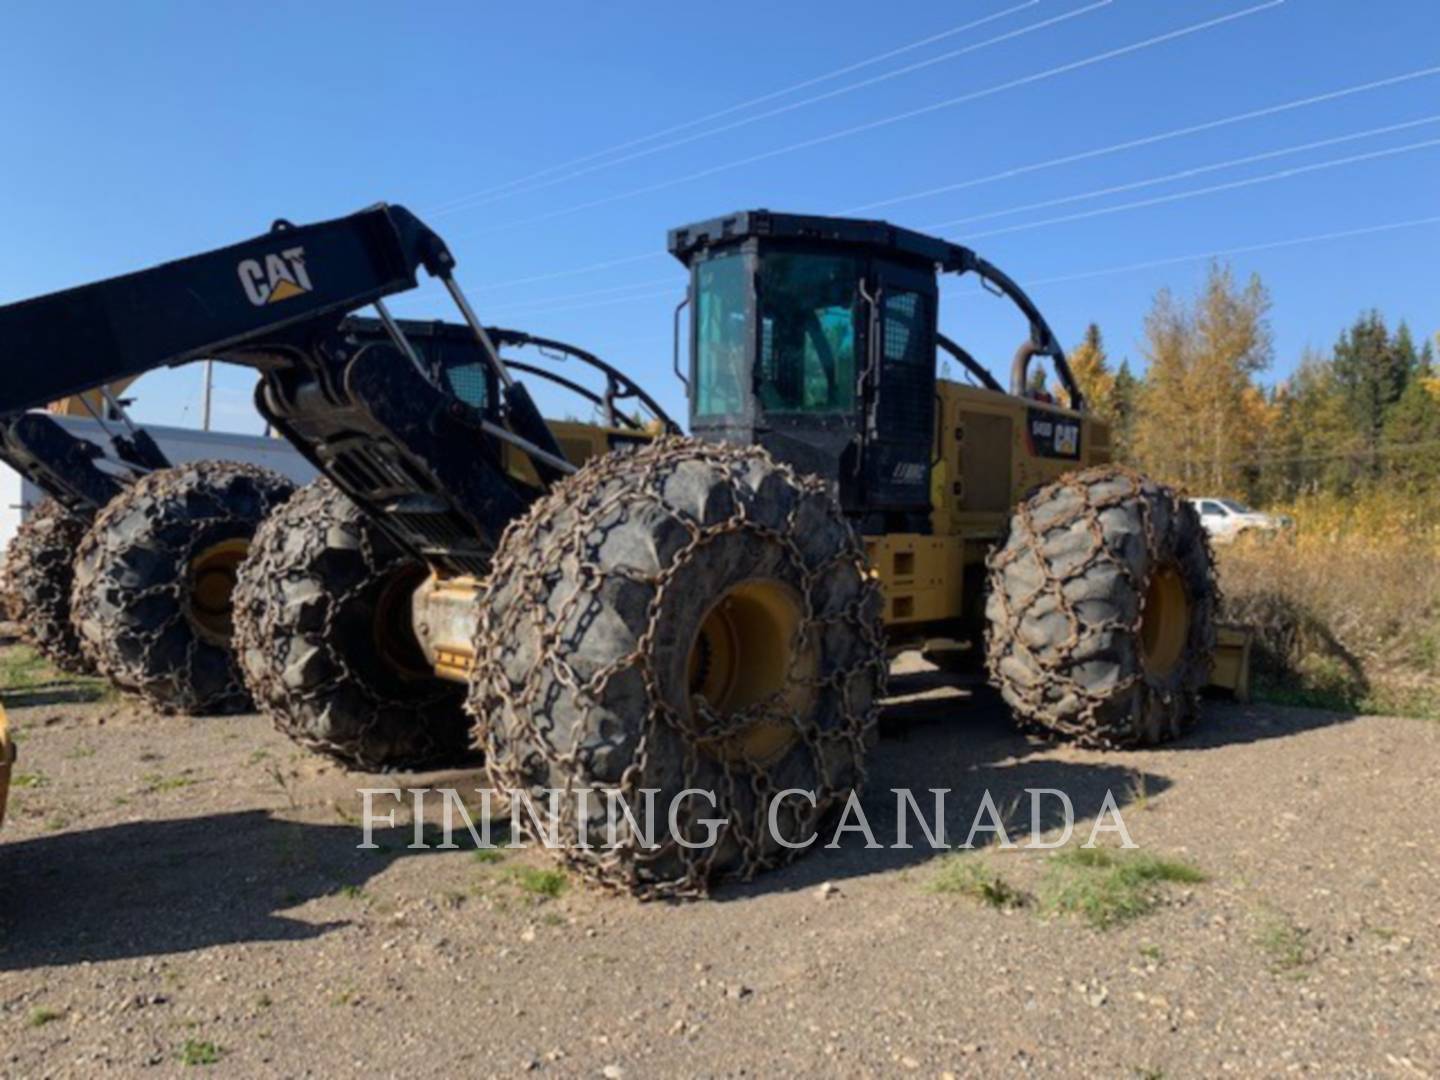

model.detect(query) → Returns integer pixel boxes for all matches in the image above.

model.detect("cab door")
[861,261,938,520]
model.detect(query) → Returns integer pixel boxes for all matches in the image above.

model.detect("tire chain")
[469,437,887,899]
[1,498,94,672]
[233,479,468,769]
[71,461,295,714]
[984,464,1217,747]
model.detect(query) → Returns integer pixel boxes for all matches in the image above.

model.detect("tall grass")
[1217,491,1440,717]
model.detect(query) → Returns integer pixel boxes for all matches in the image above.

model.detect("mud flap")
[1207,624,1253,703]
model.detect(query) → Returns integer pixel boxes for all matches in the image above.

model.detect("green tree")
[1263,348,1353,498]
[1110,359,1140,462]
[1332,311,1411,483]
[1382,334,1440,492]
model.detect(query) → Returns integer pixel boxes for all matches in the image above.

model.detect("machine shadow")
[720,673,1174,901]
[720,666,1357,900]
[0,810,432,971]
[1177,695,1360,748]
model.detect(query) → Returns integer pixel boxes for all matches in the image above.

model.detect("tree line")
[1056,263,1438,506]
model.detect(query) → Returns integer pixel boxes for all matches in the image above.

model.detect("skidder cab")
[668,210,1084,535]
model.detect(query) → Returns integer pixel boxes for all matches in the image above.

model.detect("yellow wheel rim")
[1140,563,1190,678]
[686,579,817,764]
[187,538,251,645]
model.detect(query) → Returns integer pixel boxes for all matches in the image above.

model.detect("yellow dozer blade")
[1208,623,1253,703]
[0,703,13,828]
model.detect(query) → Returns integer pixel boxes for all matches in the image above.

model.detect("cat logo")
[237,247,312,307]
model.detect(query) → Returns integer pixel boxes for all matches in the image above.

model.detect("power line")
[1150,438,1440,472]
[923,114,1440,232]
[1008,214,1440,289]
[425,1,1044,215]
[446,63,1440,300]
[842,64,1440,215]
[470,1,1287,236]
[960,138,1440,241]
[490,274,679,313]
[433,0,1110,217]
[473,251,661,293]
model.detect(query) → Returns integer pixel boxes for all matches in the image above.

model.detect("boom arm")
[0,204,573,575]
[0,205,451,414]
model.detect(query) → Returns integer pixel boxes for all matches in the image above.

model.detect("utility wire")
[923,114,1440,232]
[426,0,1043,215]
[482,116,1440,316]
[843,64,1440,215]
[433,1,1109,217]
[958,137,1440,241]
[432,64,1434,305]
[493,274,680,313]
[1148,438,1440,472]
[444,64,1440,299]
[997,214,1440,289]
[470,1,1286,236]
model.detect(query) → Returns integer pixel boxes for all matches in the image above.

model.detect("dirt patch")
[2,647,1437,1076]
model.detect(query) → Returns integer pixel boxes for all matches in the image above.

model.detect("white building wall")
[1,417,316,553]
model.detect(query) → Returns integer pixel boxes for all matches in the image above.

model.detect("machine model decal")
[890,460,926,484]
[1026,407,1081,460]
[238,247,312,306]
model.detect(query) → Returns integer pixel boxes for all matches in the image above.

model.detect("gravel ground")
[2,640,1437,1079]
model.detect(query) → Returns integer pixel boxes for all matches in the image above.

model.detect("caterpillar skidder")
[0,381,178,676]
[0,376,307,713]
[0,205,1218,891]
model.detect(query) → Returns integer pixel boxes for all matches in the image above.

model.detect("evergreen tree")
[1332,311,1409,483]
[1065,322,1116,417]
[1264,348,1353,498]
[1382,333,1440,492]
[1111,359,1139,462]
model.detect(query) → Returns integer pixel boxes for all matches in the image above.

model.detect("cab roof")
[667,209,968,272]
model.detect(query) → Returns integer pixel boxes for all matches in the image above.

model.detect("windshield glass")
[757,253,860,414]
[1219,499,1252,513]
[693,254,750,418]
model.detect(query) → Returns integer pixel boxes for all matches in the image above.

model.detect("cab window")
[693,254,750,418]
[756,253,861,413]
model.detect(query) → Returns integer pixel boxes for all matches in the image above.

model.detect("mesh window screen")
[883,292,927,365]
[444,362,489,411]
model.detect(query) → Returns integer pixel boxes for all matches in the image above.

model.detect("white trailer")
[0,417,316,554]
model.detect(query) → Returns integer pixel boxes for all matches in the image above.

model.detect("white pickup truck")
[1188,498,1289,544]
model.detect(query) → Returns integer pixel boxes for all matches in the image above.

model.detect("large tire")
[1,498,94,673]
[71,461,295,714]
[985,465,1216,748]
[233,479,470,770]
[470,438,885,898]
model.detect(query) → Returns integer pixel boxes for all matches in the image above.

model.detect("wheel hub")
[186,538,251,645]
[686,578,817,764]
[1140,563,1190,678]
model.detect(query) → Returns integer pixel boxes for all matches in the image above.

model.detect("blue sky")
[3,0,1437,433]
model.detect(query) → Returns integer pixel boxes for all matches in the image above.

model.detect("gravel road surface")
[2,643,1437,1078]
